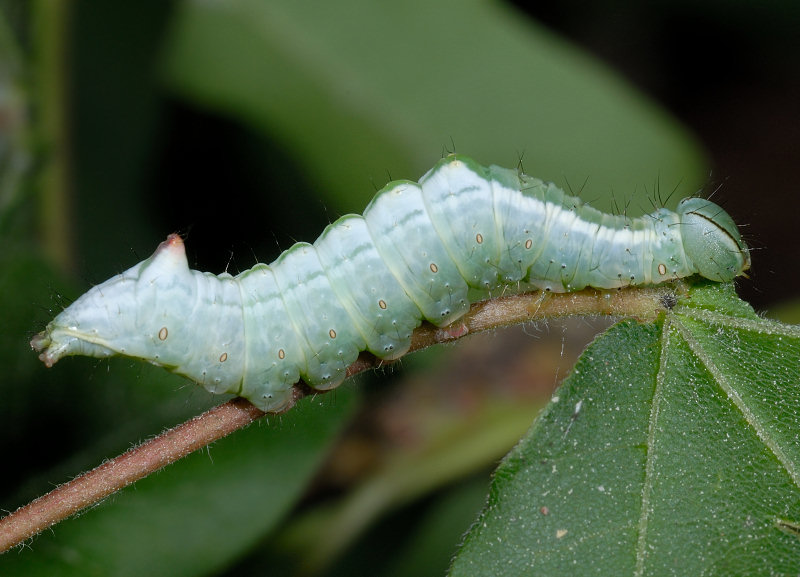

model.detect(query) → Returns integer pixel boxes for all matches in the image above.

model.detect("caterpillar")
[31,155,750,412]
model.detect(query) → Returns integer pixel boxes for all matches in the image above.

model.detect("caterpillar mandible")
[31,155,750,412]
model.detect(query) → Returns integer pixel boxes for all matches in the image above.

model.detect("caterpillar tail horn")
[30,234,191,368]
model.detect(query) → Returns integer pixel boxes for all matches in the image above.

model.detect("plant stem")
[0,398,266,553]
[0,285,675,553]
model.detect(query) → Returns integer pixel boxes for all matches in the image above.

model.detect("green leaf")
[450,282,800,576]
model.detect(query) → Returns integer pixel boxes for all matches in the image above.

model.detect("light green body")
[32,155,750,411]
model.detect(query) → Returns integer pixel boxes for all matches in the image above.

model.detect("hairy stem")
[0,285,674,553]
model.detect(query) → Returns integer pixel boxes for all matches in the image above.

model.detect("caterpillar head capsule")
[677,198,750,282]
[31,234,195,368]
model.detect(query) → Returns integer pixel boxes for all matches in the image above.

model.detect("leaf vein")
[634,316,670,576]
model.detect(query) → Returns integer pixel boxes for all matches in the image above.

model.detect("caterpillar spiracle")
[31,155,750,412]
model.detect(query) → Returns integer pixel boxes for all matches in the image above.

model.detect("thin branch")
[0,285,675,553]
[0,398,265,553]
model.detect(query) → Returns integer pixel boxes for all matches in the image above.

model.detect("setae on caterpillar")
[31,155,750,412]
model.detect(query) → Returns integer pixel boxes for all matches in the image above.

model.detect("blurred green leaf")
[764,298,800,324]
[161,0,706,214]
[378,478,493,577]
[451,282,800,575]
[336,475,494,577]
[273,397,546,574]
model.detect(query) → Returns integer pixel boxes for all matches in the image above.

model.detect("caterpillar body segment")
[31,155,750,411]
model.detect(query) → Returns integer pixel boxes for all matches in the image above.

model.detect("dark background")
[523,1,799,310]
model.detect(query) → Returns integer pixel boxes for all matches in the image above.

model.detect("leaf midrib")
[633,314,671,577]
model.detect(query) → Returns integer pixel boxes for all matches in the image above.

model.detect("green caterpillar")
[31,155,750,411]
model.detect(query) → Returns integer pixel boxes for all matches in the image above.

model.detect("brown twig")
[0,285,676,553]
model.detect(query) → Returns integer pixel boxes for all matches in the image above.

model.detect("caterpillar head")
[677,197,750,282]
[31,234,194,368]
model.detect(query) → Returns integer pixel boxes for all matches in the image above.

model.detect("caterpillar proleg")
[31,155,750,411]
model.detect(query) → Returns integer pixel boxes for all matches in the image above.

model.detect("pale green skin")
[32,155,750,412]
